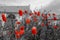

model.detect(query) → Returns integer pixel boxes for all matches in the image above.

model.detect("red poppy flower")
[18,10,23,16]
[29,13,33,16]
[26,18,31,24]
[19,30,24,35]
[31,27,37,35]
[37,11,40,16]
[53,17,57,21]
[20,26,25,30]
[53,25,58,29]
[48,13,51,16]
[15,30,20,38]
[16,21,20,24]
[41,13,45,17]
[34,11,37,15]
[1,13,7,22]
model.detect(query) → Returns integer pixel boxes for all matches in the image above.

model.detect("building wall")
[0,5,30,12]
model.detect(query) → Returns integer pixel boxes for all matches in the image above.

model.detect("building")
[0,5,30,13]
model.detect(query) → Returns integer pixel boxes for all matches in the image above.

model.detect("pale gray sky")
[0,0,54,10]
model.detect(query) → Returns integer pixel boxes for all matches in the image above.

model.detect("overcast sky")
[0,0,60,15]
[0,0,54,10]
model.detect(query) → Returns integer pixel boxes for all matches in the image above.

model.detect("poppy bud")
[53,13,56,16]
[41,13,45,17]
[24,10,28,13]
